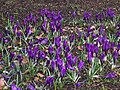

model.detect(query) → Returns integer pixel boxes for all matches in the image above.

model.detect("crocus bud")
[48,45,53,55]
[88,51,92,63]
[55,36,61,47]
[69,34,74,43]
[27,84,35,90]
[78,60,84,71]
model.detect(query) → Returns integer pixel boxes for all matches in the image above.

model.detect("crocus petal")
[27,84,35,90]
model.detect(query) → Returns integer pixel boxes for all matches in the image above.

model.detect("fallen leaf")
[35,34,43,39]
[7,46,12,49]
[37,73,44,78]
[13,38,20,45]
[0,65,4,70]
[22,56,29,65]
[22,69,29,75]
[34,77,39,82]
[77,46,83,51]
[0,78,5,89]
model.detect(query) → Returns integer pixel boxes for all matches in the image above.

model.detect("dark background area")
[0,0,120,33]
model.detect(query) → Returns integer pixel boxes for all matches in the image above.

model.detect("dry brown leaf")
[0,65,3,70]
[7,46,12,49]
[37,73,44,78]
[35,34,43,39]
[77,46,83,51]
[22,69,29,75]
[22,56,29,65]
[34,77,39,82]
[0,78,5,89]
[13,38,20,45]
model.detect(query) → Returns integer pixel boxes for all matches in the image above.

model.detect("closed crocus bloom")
[63,39,68,49]
[105,72,115,79]
[27,49,33,59]
[110,42,114,50]
[78,60,84,71]
[64,46,70,55]
[75,82,81,88]
[3,38,9,43]
[99,53,105,63]
[60,28,63,35]
[23,19,27,25]
[60,66,66,77]
[56,22,61,31]
[13,25,17,34]
[90,44,94,53]
[48,45,53,55]
[72,11,76,17]
[51,60,55,71]
[116,29,120,37]
[83,11,87,21]
[85,42,90,52]
[41,24,46,34]
[95,46,98,54]
[96,14,98,22]
[45,76,54,85]
[99,24,103,35]
[88,51,92,63]
[117,42,120,50]
[99,13,103,21]
[17,31,21,38]
[55,36,61,47]
[49,21,55,34]
[46,60,50,67]
[77,30,81,38]
[17,54,22,63]
[10,52,15,61]
[113,50,118,63]
[27,84,35,90]
[10,16,13,23]
[26,26,30,36]
[69,34,74,43]
[92,33,96,39]
[73,56,77,64]
[33,16,36,23]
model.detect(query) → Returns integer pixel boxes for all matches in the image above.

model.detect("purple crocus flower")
[73,56,77,64]
[60,66,66,77]
[48,45,53,55]
[69,34,74,43]
[75,82,81,88]
[83,11,87,21]
[60,28,63,36]
[13,25,17,34]
[10,16,13,22]
[99,13,103,21]
[46,60,50,67]
[105,72,115,79]
[27,84,35,90]
[78,60,84,71]
[117,42,120,50]
[3,38,9,43]
[63,39,68,49]
[56,22,61,31]
[10,52,15,61]
[77,30,81,39]
[41,24,46,34]
[17,54,22,63]
[88,51,92,63]
[99,24,103,35]
[33,16,36,23]
[40,38,48,44]
[10,84,20,90]
[51,60,55,71]
[96,14,98,22]
[72,11,76,17]
[113,50,118,63]
[55,36,61,47]
[92,33,96,39]
[99,53,105,63]
[45,76,54,85]
[49,21,55,34]
[17,31,21,38]
[38,51,46,59]
[23,19,27,25]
